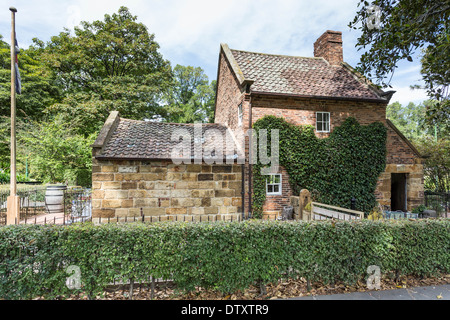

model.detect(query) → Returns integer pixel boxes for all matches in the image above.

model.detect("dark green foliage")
[252,116,387,217]
[0,35,61,120]
[33,6,173,135]
[0,219,448,299]
[163,65,216,123]
[0,172,30,184]
[348,0,449,132]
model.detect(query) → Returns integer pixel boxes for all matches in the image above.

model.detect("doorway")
[391,173,407,212]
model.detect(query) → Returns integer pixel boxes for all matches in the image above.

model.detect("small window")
[316,112,330,132]
[238,103,243,126]
[266,174,282,195]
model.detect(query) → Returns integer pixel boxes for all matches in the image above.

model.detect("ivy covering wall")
[252,116,387,218]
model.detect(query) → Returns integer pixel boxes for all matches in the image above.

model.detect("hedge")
[0,219,449,299]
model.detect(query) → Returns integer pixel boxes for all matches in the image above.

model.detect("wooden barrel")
[45,185,67,214]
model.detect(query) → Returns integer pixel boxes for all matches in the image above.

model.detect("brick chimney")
[313,30,343,65]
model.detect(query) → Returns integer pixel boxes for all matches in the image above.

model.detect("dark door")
[391,173,407,211]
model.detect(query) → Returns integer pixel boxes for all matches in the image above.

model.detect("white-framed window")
[316,112,330,132]
[266,174,282,196]
[238,103,243,126]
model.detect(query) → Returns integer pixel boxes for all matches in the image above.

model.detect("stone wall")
[375,162,424,212]
[92,159,243,223]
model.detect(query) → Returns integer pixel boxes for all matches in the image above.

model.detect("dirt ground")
[60,273,450,300]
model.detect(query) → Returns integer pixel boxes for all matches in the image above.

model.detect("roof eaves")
[341,62,392,102]
[251,91,389,103]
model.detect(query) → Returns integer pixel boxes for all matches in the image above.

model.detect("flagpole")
[7,7,19,225]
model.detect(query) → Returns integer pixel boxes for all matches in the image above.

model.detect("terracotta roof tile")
[230,49,382,100]
[97,118,240,161]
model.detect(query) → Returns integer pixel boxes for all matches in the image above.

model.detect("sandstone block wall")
[375,162,424,212]
[92,159,243,223]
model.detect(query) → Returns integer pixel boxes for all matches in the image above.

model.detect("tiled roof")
[96,117,241,160]
[230,48,384,101]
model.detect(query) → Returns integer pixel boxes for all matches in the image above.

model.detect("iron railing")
[0,186,92,226]
[424,190,450,218]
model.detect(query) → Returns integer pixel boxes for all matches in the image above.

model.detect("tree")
[349,0,449,130]
[420,35,450,132]
[0,35,61,170]
[387,99,449,192]
[386,100,443,140]
[0,35,61,119]
[33,6,172,135]
[164,65,216,123]
[19,114,96,185]
[416,137,450,192]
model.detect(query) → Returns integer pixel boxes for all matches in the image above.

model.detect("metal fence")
[0,186,92,226]
[424,190,450,218]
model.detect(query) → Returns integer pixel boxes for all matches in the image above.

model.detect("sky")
[0,0,429,107]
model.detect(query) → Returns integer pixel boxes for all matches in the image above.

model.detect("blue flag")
[14,37,21,94]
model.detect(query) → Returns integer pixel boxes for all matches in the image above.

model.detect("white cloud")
[0,0,425,92]
[389,85,429,106]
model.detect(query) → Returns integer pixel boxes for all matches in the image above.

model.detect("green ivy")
[252,116,387,218]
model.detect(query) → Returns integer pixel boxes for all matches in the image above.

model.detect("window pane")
[274,175,281,183]
[323,113,329,121]
[273,185,280,193]
[268,185,273,193]
[317,113,322,121]
[317,122,323,131]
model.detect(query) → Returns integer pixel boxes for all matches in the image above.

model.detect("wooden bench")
[311,202,364,221]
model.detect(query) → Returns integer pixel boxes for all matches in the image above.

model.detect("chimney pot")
[314,30,343,65]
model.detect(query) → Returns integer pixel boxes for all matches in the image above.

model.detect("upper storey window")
[316,112,330,133]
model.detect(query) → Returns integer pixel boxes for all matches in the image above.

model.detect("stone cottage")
[214,30,424,216]
[91,111,245,223]
[92,30,424,222]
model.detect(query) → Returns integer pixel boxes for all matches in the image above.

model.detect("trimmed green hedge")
[0,219,449,299]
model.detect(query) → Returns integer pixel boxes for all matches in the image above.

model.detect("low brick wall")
[261,166,293,216]
[92,159,243,223]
